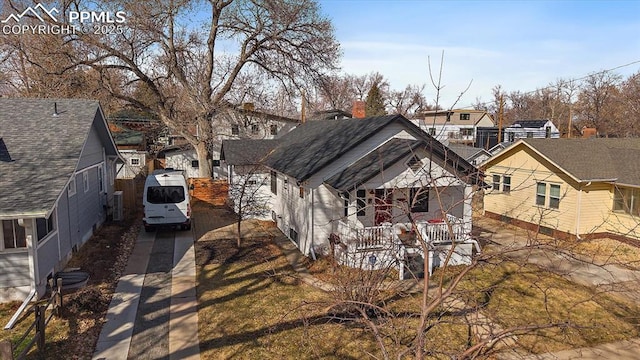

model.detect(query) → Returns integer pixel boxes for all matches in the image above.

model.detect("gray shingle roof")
[0,98,104,217]
[522,138,640,185]
[265,115,404,181]
[221,139,279,165]
[446,143,487,162]
[264,114,481,185]
[511,120,550,128]
[326,138,423,191]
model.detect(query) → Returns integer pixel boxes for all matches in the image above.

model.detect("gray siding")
[77,125,104,169]
[57,192,72,258]
[76,167,105,243]
[0,251,30,287]
[37,233,60,282]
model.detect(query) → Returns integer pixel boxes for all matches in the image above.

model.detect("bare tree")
[227,163,271,247]
[2,0,339,177]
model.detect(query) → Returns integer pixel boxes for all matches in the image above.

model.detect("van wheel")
[145,225,155,233]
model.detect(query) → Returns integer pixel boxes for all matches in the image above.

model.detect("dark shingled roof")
[0,98,111,217]
[263,114,481,185]
[326,138,423,191]
[511,120,550,128]
[446,143,487,161]
[522,138,640,185]
[265,115,405,181]
[221,139,279,165]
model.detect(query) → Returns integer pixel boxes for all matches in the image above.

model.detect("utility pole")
[498,95,504,143]
[301,89,306,124]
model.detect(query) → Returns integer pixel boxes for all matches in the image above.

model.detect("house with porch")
[503,119,560,142]
[222,115,482,277]
[0,99,120,304]
[481,138,640,240]
[415,109,495,146]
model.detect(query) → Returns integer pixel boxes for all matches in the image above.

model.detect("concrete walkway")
[92,227,199,360]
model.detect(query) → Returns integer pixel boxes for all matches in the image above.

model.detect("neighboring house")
[110,123,148,179]
[503,120,560,141]
[0,98,120,303]
[222,115,482,277]
[446,143,492,166]
[162,146,201,179]
[164,105,299,179]
[482,138,640,240]
[309,109,352,121]
[416,109,495,146]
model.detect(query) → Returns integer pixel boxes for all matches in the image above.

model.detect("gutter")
[4,288,36,329]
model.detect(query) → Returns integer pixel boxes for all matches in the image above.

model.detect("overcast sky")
[319,0,640,108]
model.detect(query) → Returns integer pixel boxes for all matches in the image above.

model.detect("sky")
[318,0,640,109]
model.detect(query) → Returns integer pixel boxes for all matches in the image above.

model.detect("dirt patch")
[42,213,140,359]
[195,237,282,266]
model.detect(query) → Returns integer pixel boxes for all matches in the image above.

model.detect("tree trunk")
[195,141,212,178]
[236,216,242,248]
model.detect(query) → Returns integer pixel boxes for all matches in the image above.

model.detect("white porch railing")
[334,215,480,279]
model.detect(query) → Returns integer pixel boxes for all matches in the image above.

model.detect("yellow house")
[481,138,640,240]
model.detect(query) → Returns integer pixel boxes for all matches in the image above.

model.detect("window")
[545,126,551,138]
[492,174,511,193]
[508,132,515,142]
[130,157,140,166]
[409,187,429,212]
[212,160,221,167]
[460,113,471,120]
[289,228,299,245]
[492,175,501,191]
[407,155,422,173]
[98,165,104,193]
[460,128,474,137]
[146,186,185,204]
[231,124,240,135]
[448,131,457,139]
[191,160,199,168]
[299,186,305,199]
[270,171,277,195]
[2,220,26,249]
[270,124,278,136]
[549,184,560,209]
[536,182,560,209]
[536,183,546,206]
[526,132,534,138]
[68,177,77,197]
[357,189,366,216]
[36,214,55,242]
[503,176,511,194]
[83,172,89,193]
[428,128,436,136]
[251,124,259,135]
[613,187,640,216]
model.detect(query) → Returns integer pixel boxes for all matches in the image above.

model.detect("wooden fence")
[0,279,63,360]
[115,175,145,216]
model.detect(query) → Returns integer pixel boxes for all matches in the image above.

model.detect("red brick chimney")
[352,100,365,119]
[581,127,597,138]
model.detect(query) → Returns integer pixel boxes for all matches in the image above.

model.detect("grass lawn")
[195,230,640,359]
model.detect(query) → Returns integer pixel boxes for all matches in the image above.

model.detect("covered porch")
[333,213,481,279]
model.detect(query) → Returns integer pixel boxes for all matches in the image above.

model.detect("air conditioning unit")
[113,191,124,221]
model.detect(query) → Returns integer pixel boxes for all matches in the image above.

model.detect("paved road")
[92,228,199,360]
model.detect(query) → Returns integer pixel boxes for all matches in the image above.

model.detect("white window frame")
[1,219,27,250]
[535,182,560,209]
[68,176,77,197]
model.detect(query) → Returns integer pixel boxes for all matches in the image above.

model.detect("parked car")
[143,170,191,231]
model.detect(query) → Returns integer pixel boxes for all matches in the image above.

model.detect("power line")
[463,59,640,109]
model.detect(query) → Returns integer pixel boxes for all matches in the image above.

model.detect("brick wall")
[189,178,228,206]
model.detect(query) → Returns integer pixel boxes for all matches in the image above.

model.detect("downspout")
[308,187,316,260]
[575,181,590,240]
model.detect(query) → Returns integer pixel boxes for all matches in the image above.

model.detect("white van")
[143,169,191,232]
